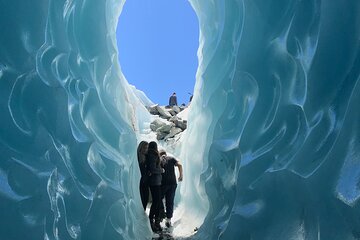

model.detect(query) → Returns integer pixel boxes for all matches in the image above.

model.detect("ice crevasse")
[0,0,360,239]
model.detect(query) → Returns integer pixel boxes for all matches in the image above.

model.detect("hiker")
[146,141,165,232]
[169,92,178,107]
[137,141,149,210]
[159,150,183,228]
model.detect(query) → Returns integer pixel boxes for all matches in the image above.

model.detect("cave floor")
[151,224,191,240]
[152,226,178,240]
[152,231,187,240]
[146,205,198,239]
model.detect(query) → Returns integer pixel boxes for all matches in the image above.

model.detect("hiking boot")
[159,210,166,221]
[165,218,171,228]
[154,221,162,232]
[150,222,157,232]
[149,218,156,232]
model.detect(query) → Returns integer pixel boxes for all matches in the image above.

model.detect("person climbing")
[146,141,165,232]
[159,150,183,228]
[137,141,149,210]
[169,92,178,107]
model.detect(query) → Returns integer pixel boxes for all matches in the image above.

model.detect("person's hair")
[137,141,148,164]
[148,141,160,165]
[148,141,158,152]
[159,149,167,156]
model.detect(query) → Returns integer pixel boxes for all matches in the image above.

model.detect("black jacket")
[146,150,163,186]
[161,156,178,185]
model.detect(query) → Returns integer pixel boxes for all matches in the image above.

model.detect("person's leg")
[159,185,168,220]
[140,180,149,210]
[165,185,177,219]
[144,184,149,209]
[149,186,159,223]
[152,186,162,231]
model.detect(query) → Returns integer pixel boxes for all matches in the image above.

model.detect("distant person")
[146,141,165,232]
[169,92,178,106]
[137,141,149,210]
[189,93,193,102]
[159,150,183,228]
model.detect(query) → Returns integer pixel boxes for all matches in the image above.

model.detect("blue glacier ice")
[0,0,360,239]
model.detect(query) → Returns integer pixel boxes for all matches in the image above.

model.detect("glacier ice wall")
[0,0,153,239]
[183,0,360,239]
[0,0,360,240]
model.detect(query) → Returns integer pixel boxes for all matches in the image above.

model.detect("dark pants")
[149,185,161,223]
[160,184,177,219]
[139,178,149,210]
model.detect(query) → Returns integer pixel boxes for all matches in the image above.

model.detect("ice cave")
[0,0,360,239]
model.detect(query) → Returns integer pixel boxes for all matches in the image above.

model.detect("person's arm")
[176,162,183,182]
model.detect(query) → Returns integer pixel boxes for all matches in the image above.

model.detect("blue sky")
[116,0,199,106]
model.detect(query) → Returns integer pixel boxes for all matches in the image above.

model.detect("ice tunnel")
[0,0,360,239]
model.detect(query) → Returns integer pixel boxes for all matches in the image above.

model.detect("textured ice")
[0,0,360,240]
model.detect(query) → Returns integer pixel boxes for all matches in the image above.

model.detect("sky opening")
[116,0,199,106]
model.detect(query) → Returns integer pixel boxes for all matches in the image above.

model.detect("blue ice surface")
[0,0,360,239]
